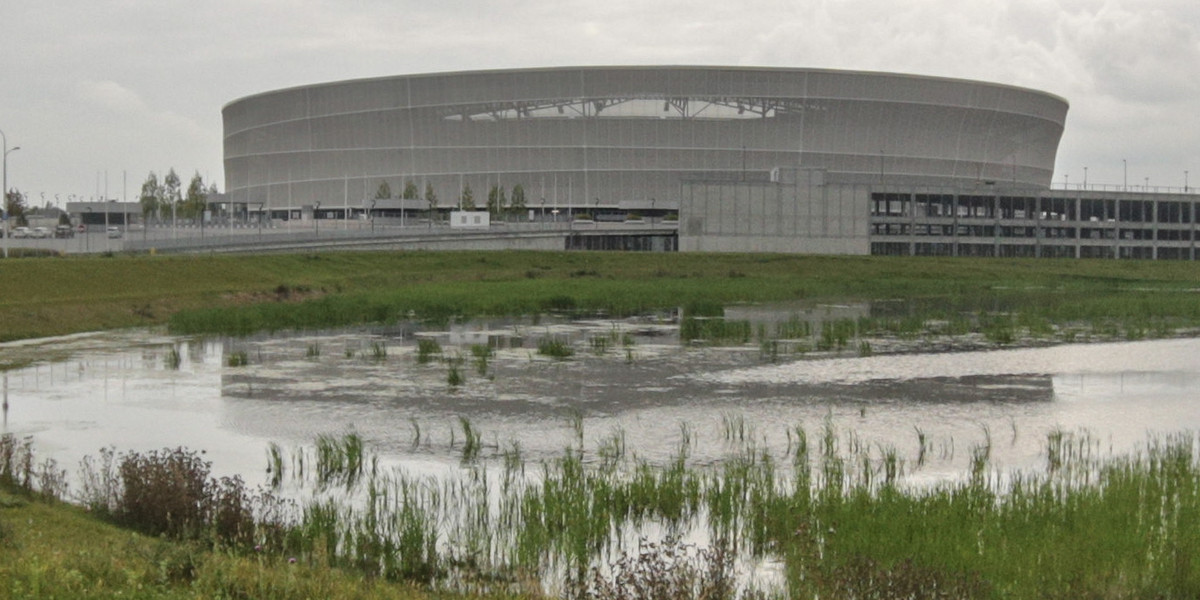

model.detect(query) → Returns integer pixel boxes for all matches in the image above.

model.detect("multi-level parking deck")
[869,187,1200,259]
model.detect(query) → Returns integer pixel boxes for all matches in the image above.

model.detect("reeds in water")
[41,417,1200,599]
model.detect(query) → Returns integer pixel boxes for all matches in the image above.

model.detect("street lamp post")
[313,201,321,237]
[2,129,20,259]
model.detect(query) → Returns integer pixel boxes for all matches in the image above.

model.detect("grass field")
[3,250,1200,341]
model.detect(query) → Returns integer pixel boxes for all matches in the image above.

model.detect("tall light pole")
[2,129,20,259]
[1123,159,1127,191]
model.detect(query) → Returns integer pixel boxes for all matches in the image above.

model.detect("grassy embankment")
[3,251,1200,343]
[0,491,456,599]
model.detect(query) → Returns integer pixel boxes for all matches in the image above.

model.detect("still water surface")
[2,317,1199,489]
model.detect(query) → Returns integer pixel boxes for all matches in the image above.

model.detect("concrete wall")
[679,170,870,254]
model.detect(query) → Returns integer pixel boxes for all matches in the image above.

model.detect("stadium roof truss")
[441,96,828,122]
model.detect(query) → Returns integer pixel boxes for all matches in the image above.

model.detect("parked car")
[54,225,75,238]
[11,226,31,238]
[106,226,123,239]
[31,227,51,239]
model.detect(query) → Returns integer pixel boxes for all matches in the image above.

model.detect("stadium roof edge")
[222,65,1069,112]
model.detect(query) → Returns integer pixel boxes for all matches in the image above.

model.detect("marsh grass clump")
[815,319,856,352]
[538,336,575,359]
[589,335,611,355]
[569,538,736,600]
[417,337,442,364]
[981,314,1016,345]
[314,432,366,489]
[470,343,493,375]
[306,342,321,358]
[370,341,388,361]
[759,339,780,362]
[266,442,285,489]
[447,353,465,386]
[164,346,182,369]
[680,317,751,345]
[226,350,249,367]
[459,417,483,462]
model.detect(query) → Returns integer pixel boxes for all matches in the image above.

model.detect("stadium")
[213,66,1199,259]
[223,66,1066,212]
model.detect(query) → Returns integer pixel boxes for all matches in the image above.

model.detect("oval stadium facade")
[222,66,1068,216]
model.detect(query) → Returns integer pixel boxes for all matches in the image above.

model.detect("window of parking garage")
[1040,245,1075,259]
[1156,247,1191,260]
[1041,196,1075,221]
[1120,246,1155,260]
[870,242,910,256]
[1156,201,1191,224]
[956,195,994,219]
[1118,200,1154,222]
[1000,226,1035,238]
[958,244,995,257]
[1157,229,1192,241]
[999,196,1036,219]
[1080,227,1114,240]
[1119,229,1154,241]
[956,225,994,237]
[914,243,954,256]
[871,223,910,236]
[1080,199,1115,222]
[1041,227,1076,239]
[915,194,954,218]
[870,193,910,217]
[912,224,952,236]
[999,245,1037,258]
[1080,246,1116,259]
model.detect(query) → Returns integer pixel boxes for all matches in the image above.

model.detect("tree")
[509,184,527,215]
[424,182,438,223]
[375,181,392,200]
[486,185,506,216]
[140,172,162,222]
[184,172,208,219]
[459,183,475,211]
[4,188,28,227]
[402,180,419,200]
[163,169,182,224]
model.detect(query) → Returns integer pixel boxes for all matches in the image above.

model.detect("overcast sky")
[2,0,1197,207]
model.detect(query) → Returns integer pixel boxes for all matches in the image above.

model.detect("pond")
[3,306,1198,489]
